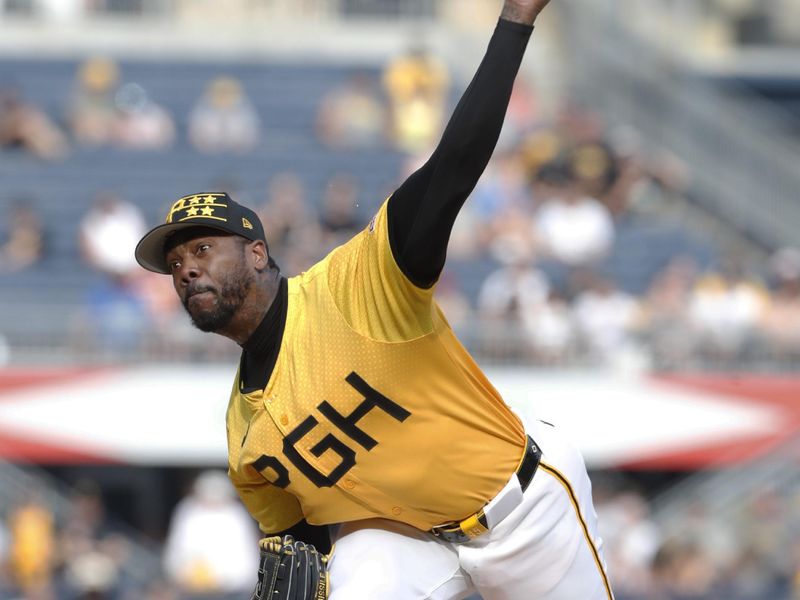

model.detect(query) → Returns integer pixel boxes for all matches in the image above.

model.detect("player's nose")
[176,259,202,286]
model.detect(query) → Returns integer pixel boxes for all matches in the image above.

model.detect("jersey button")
[392,507,403,516]
[280,414,289,426]
[343,479,356,489]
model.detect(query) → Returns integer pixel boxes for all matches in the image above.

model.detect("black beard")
[183,267,253,333]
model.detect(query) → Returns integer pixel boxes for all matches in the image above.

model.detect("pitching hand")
[501,0,553,25]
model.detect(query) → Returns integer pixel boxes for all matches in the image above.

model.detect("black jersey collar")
[240,276,288,392]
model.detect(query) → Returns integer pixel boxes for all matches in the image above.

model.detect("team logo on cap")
[242,217,253,230]
[165,193,228,224]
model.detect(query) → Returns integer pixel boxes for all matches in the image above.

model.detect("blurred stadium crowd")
[1,50,799,371]
[0,1,799,599]
[1,467,799,600]
[0,471,257,600]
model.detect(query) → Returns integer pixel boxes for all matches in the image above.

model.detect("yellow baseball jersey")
[226,199,526,534]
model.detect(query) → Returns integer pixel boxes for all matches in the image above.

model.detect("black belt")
[430,434,541,544]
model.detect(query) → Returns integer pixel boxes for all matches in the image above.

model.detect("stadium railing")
[561,0,800,252]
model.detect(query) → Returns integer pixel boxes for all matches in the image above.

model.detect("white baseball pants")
[327,418,613,599]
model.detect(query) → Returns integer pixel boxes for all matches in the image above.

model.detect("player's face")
[165,233,255,333]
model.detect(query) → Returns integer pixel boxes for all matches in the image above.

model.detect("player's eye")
[196,243,211,255]
[169,260,181,272]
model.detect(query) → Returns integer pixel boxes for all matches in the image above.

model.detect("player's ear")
[249,239,269,272]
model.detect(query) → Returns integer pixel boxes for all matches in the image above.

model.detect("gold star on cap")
[164,192,229,223]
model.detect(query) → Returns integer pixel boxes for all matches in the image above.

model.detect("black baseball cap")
[135,192,266,274]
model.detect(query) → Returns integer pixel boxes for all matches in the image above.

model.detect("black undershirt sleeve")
[387,19,533,288]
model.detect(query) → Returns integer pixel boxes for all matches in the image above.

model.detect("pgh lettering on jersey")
[255,371,411,490]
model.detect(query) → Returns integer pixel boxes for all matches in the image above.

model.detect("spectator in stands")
[520,289,576,365]
[188,76,261,153]
[688,259,769,363]
[468,127,559,262]
[467,150,534,261]
[257,172,322,275]
[477,252,549,320]
[77,192,150,353]
[571,271,645,366]
[532,159,615,267]
[477,252,550,362]
[6,492,55,595]
[67,57,121,147]
[382,43,449,153]
[724,544,792,599]
[760,246,800,362]
[57,481,128,600]
[134,268,209,359]
[318,172,362,250]
[440,204,484,263]
[610,135,692,220]
[649,539,721,599]
[81,273,150,354]
[63,545,122,600]
[0,199,46,273]
[316,71,387,149]
[486,203,538,266]
[519,128,563,186]
[734,488,796,595]
[79,191,147,278]
[569,140,620,205]
[0,88,69,161]
[61,481,111,546]
[768,245,800,285]
[554,102,607,147]
[427,131,541,264]
[472,150,531,221]
[112,83,176,151]
[595,489,661,599]
[641,255,700,367]
[163,470,259,599]
[258,172,309,251]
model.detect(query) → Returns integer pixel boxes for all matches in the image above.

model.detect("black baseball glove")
[250,535,329,600]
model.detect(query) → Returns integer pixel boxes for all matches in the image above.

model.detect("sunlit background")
[0,0,799,598]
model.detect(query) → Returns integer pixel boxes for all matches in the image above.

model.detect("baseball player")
[135,0,614,598]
